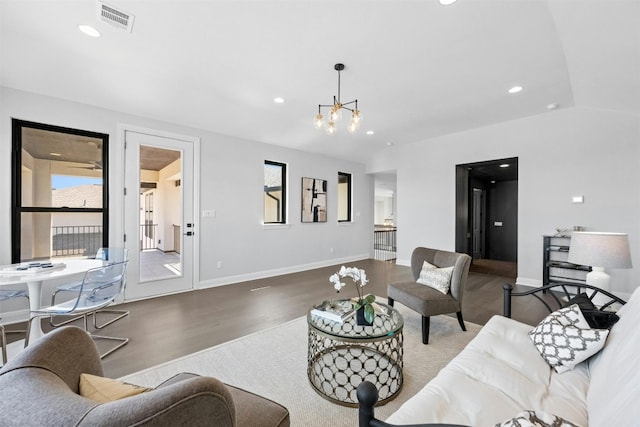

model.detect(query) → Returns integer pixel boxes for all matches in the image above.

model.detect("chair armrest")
[357,382,468,427]
[78,375,236,427]
[0,326,102,392]
[503,282,627,318]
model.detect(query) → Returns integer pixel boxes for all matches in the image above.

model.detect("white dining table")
[0,258,105,344]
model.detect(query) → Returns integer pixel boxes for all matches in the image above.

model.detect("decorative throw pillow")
[495,410,581,427]
[79,373,149,403]
[529,304,609,373]
[416,261,454,294]
[565,293,620,329]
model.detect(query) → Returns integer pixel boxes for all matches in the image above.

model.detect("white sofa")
[358,286,640,427]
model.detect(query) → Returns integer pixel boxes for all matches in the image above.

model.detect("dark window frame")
[338,171,352,222]
[11,119,109,263]
[264,160,287,224]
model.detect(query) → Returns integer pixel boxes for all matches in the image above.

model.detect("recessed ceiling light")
[49,152,62,157]
[273,97,285,104]
[78,25,101,38]
[386,142,395,147]
[439,0,457,5]
[499,163,510,168]
[546,103,559,110]
[366,130,375,135]
[508,86,523,94]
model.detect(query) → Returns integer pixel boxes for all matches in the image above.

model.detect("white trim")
[197,254,369,289]
[396,258,410,267]
[262,223,291,230]
[515,277,542,287]
[117,123,201,296]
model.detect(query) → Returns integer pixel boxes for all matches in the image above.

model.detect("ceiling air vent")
[97,1,135,33]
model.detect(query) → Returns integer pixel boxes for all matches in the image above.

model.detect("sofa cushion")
[587,287,640,427]
[529,305,608,373]
[385,315,589,426]
[79,373,149,403]
[416,261,454,294]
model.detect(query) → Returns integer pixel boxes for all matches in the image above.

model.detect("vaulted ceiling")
[1,0,638,163]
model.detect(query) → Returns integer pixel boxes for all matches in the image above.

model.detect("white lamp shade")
[567,232,633,269]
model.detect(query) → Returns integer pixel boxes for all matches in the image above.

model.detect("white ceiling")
[1,0,639,164]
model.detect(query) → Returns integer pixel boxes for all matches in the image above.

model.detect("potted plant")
[329,266,375,326]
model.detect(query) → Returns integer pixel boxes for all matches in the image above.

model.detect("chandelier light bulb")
[326,120,337,135]
[351,109,361,124]
[313,113,324,129]
[347,121,358,134]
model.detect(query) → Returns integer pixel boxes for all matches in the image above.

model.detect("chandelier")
[313,63,361,135]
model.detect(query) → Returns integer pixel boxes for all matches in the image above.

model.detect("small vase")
[356,306,373,326]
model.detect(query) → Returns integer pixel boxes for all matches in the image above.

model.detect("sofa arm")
[0,326,102,393]
[357,382,468,427]
[78,375,236,426]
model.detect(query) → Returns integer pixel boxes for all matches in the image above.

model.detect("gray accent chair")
[387,247,471,344]
[0,326,290,426]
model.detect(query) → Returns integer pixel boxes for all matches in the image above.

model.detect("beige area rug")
[121,305,482,427]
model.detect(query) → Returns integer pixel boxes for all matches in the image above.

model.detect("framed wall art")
[301,177,327,223]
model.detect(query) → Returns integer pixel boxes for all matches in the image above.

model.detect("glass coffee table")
[307,299,404,407]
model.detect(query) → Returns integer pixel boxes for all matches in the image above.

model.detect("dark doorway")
[455,157,518,278]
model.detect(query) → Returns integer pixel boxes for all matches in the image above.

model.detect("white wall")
[0,87,372,292]
[368,107,640,297]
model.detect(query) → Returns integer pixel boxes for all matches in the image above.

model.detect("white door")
[123,129,197,300]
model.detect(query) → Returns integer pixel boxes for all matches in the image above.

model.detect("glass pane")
[21,127,103,208]
[138,145,183,282]
[264,162,284,223]
[20,212,103,261]
[338,172,351,221]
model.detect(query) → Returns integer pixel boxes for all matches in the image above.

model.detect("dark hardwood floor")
[28,259,548,379]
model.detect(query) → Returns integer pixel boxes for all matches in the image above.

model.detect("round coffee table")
[307,299,404,407]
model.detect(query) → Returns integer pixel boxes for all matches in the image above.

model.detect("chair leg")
[49,314,85,328]
[388,297,394,306]
[91,334,129,359]
[92,309,129,329]
[456,311,466,331]
[1,324,6,365]
[422,316,430,344]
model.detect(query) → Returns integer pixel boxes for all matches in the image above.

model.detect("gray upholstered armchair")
[387,247,471,344]
[0,326,289,426]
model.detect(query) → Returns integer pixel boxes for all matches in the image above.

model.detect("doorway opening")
[455,157,518,278]
[373,171,397,262]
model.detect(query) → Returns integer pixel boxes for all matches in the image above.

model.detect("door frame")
[117,124,200,301]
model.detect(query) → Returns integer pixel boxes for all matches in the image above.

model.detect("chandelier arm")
[336,69,341,104]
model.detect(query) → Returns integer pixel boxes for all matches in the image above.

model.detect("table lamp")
[567,232,632,299]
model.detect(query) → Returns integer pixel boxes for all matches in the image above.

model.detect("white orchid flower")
[329,273,345,291]
[359,269,368,286]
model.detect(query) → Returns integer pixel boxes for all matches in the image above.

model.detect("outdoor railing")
[52,225,102,257]
[140,223,158,250]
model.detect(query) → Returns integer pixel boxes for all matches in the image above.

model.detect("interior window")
[264,160,287,224]
[338,172,352,222]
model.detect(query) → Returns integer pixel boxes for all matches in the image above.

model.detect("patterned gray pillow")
[495,410,581,427]
[529,304,609,373]
[416,261,454,294]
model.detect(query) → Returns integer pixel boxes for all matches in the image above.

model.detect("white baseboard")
[515,277,542,288]
[396,258,410,267]
[197,254,370,289]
